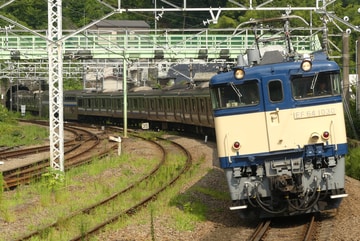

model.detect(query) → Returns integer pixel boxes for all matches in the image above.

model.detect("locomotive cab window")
[210,79,259,109]
[291,72,341,99]
[268,80,283,102]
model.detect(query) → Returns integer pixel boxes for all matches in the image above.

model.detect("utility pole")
[342,33,350,104]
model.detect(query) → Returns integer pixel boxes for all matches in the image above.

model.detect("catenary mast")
[48,0,64,172]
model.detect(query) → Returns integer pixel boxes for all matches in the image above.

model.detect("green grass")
[0,122,49,147]
[346,147,360,180]
[0,104,49,147]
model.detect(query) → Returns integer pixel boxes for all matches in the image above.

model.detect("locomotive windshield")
[210,80,259,109]
[291,72,341,99]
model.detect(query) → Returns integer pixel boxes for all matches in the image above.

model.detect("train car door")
[262,76,289,152]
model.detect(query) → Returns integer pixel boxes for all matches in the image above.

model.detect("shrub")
[346,147,360,180]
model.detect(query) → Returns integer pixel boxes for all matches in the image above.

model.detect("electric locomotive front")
[209,50,348,217]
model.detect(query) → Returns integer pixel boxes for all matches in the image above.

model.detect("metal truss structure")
[0,0,359,173]
[48,1,64,172]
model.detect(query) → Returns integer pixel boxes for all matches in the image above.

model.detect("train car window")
[192,98,197,112]
[291,72,341,99]
[139,98,144,110]
[114,98,117,109]
[210,80,259,109]
[158,98,163,111]
[150,99,155,110]
[144,98,148,111]
[175,98,181,112]
[268,80,283,102]
[113,99,116,109]
[184,98,189,112]
[166,98,172,111]
[199,98,205,113]
[65,96,75,101]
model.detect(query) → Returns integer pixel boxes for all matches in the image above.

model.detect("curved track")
[14,135,191,240]
[2,122,115,189]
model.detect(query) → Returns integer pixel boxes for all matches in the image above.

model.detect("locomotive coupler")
[274,174,294,192]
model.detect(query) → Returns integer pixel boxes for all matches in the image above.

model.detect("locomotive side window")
[210,80,259,109]
[268,80,283,102]
[291,72,341,99]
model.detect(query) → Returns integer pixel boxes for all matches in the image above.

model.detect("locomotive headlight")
[301,60,312,72]
[322,131,330,140]
[234,68,245,79]
[233,141,241,150]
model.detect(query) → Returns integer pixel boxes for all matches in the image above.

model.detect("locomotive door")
[262,76,290,152]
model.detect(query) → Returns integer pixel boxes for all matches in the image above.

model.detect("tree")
[3,0,47,29]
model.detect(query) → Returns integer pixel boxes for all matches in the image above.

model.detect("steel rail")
[15,135,166,240]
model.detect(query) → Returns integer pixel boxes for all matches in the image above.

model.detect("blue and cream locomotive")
[209,18,348,217]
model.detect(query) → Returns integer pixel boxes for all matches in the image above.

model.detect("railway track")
[248,214,319,241]
[13,135,191,240]
[1,122,114,189]
[0,122,79,160]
